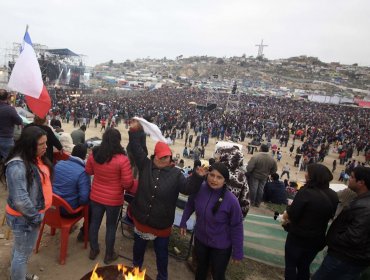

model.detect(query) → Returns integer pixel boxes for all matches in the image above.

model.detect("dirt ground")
[0,120,363,279]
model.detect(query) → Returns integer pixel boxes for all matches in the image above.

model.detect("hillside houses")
[89,55,370,105]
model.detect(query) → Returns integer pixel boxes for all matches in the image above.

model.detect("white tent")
[16,107,34,124]
[330,184,348,192]
[214,141,243,154]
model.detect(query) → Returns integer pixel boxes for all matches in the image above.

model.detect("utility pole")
[255,39,268,59]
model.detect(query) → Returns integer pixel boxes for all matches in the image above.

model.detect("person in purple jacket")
[180,162,244,280]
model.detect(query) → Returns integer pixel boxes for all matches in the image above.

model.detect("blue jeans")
[89,201,121,256]
[133,233,169,280]
[249,177,267,206]
[6,214,40,280]
[285,234,320,280]
[312,254,367,280]
[0,137,14,161]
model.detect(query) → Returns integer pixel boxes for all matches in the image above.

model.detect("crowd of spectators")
[15,88,366,162]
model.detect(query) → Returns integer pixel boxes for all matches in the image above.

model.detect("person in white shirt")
[281,162,290,179]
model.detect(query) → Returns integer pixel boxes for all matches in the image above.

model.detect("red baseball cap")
[154,142,172,158]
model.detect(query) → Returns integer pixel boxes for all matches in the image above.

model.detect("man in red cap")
[128,119,207,280]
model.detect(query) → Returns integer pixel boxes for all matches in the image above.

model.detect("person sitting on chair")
[263,173,287,205]
[52,143,91,241]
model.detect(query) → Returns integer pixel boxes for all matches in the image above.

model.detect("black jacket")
[287,185,338,249]
[129,129,204,229]
[326,191,370,266]
[0,102,22,138]
[263,180,287,205]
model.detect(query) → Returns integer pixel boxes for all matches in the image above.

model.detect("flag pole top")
[25,25,29,33]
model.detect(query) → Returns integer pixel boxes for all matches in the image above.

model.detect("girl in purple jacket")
[180,162,244,280]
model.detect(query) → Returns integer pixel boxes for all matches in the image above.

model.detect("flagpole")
[25,25,29,33]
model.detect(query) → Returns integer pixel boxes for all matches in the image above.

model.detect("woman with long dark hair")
[86,128,134,264]
[284,163,338,280]
[3,126,53,280]
[25,116,63,163]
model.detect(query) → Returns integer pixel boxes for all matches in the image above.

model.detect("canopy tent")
[15,107,34,124]
[356,100,370,108]
[19,114,31,124]
[329,184,348,192]
[214,141,243,154]
[46,49,79,56]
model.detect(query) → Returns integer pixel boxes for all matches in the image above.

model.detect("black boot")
[104,252,119,265]
[89,248,100,260]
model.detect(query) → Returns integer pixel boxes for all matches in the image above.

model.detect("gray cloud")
[1,0,369,66]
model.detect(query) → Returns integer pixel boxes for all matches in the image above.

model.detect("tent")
[329,184,348,192]
[16,107,34,124]
[19,115,31,124]
[214,141,243,154]
[46,48,79,56]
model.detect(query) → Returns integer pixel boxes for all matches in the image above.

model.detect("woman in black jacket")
[284,163,338,280]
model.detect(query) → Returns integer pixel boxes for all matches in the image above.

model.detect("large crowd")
[40,87,369,164]
[2,87,370,280]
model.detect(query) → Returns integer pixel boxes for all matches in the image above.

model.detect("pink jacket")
[86,154,134,206]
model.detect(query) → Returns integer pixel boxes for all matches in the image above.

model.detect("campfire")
[81,264,152,280]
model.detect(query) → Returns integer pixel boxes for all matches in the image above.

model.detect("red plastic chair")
[35,194,89,264]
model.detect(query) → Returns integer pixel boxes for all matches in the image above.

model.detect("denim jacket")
[6,157,45,226]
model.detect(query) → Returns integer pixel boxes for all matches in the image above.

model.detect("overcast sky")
[1,0,369,67]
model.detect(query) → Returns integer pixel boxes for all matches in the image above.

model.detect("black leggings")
[195,238,232,280]
[285,234,319,280]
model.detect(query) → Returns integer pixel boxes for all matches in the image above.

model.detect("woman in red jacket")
[86,128,134,264]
